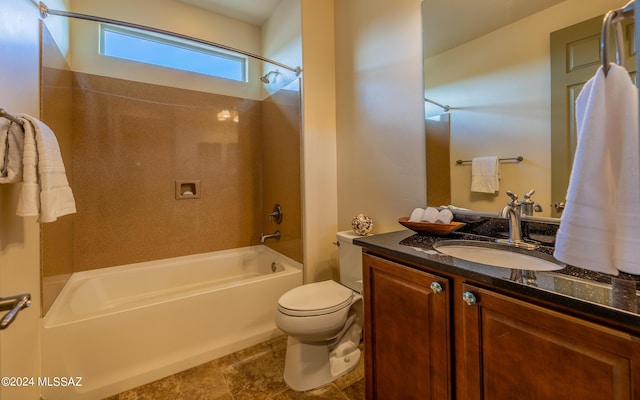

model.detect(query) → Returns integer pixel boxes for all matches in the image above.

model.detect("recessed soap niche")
[175,180,201,199]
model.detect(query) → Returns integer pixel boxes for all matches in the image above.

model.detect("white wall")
[0,2,66,398]
[334,0,426,234]
[425,0,619,215]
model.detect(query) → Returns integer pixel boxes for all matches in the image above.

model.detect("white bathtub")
[41,245,302,400]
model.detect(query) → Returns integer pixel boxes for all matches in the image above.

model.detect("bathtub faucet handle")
[268,204,283,224]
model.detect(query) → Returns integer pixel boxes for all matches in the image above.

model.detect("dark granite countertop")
[353,223,640,334]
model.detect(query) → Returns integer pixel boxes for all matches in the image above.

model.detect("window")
[99,24,247,82]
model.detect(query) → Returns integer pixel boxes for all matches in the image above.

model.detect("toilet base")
[283,335,361,392]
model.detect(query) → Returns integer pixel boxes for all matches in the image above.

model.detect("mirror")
[422,0,626,217]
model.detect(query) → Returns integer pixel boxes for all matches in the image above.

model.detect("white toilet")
[275,231,364,392]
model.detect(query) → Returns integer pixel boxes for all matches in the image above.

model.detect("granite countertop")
[353,220,640,334]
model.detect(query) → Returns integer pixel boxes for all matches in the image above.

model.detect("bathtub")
[41,245,302,400]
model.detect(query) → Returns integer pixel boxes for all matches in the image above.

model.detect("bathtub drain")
[271,262,277,272]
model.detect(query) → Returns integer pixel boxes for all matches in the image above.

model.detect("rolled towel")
[409,208,425,222]
[435,209,453,224]
[420,207,440,223]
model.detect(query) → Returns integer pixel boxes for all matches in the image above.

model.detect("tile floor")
[103,335,365,400]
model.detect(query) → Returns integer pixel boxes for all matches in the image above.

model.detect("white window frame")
[99,24,248,82]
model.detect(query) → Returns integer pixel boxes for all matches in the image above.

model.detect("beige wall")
[300,0,339,282]
[300,0,425,283]
[0,2,62,398]
[68,0,265,100]
[262,0,302,98]
[334,0,426,234]
[425,0,619,215]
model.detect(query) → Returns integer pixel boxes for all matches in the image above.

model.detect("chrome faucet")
[497,191,538,250]
[260,230,281,243]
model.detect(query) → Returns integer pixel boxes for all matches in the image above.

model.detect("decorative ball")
[352,213,373,236]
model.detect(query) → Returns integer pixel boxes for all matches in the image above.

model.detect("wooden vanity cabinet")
[460,283,640,400]
[363,253,451,399]
[363,253,640,400]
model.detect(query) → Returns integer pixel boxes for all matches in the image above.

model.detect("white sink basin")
[432,240,565,271]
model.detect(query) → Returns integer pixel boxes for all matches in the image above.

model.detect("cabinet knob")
[430,282,443,294]
[462,291,477,306]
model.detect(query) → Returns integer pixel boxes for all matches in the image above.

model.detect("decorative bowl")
[398,217,465,235]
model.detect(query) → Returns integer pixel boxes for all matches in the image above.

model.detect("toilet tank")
[337,230,366,294]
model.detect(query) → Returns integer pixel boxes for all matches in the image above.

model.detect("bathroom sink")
[432,240,565,271]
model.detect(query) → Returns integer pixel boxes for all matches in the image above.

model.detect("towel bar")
[0,108,23,125]
[456,156,523,165]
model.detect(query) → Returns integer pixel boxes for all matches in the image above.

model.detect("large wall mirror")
[422,0,635,217]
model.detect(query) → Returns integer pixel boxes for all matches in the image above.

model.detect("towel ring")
[600,1,635,76]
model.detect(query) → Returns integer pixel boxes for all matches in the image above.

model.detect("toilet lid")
[278,280,354,317]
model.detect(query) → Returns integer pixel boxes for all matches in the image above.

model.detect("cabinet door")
[460,283,640,400]
[363,254,450,399]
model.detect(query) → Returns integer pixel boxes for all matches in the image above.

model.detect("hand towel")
[470,156,500,193]
[0,119,24,183]
[554,63,640,275]
[15,114,76,223]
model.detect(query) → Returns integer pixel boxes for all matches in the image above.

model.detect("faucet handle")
[268,204,283,224]
[523,189,535,201]
[506,190,519,205]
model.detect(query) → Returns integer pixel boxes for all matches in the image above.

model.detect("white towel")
[435,209,453,224]
[15,114,76,223]
[0,118,24,183]
[420,207,440,222]
[409,208,425,222]
[470,156,500,193]
[554,63,640,275]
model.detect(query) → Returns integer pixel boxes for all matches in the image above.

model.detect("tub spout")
[261,230,281,243]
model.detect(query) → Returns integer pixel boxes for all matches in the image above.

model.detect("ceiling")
[176,0,567,56]
[177,0,282,26]
[422,0,567,57]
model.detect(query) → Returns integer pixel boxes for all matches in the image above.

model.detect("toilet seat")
[278,280,354,317]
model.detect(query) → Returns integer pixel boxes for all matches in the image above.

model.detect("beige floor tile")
[106,335,364,400]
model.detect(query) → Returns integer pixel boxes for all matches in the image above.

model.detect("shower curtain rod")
[37,2,302,76]
[424,98,451,112]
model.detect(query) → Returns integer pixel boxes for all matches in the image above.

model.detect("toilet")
[275,231,364,392]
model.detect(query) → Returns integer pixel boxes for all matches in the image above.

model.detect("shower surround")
[41,31,302,312]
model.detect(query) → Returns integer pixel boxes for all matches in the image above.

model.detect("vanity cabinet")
[363,253,640,400]
[460,282,640,400]
[363,254,451,399]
